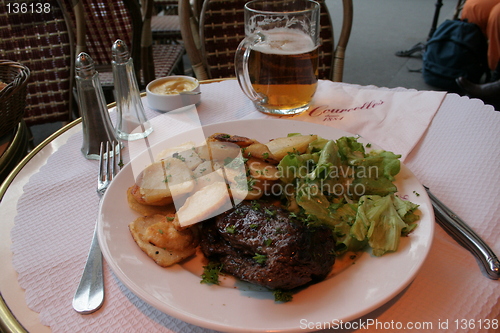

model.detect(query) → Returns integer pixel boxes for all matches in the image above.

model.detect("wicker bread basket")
[0,60,30,137]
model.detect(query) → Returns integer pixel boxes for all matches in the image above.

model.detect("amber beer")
[248,28,319,113]
[236,0,320,114]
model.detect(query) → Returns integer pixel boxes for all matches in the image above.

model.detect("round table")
[1,79,499,333]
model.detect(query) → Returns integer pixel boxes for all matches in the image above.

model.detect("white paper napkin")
[244,81,446,161]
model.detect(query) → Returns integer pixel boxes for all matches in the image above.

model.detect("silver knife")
[424,186,500,280]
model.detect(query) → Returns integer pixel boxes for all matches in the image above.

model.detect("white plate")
[98,119,434,333]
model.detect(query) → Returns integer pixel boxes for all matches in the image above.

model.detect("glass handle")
[235,32,266,104]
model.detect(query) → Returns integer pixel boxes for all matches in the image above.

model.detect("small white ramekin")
[146,75,201,112]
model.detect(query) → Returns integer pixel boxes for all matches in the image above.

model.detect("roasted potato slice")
[243,142,279,164]
[244,177,275,200]
[265,134,318,160]
[192,160,223,177]
[143,216,199,250]
[129,214,199,267]
[196,141,241,162]
[176,181,232,227]
[135,157,195,205]
[127,186,176,215]
[130,183,174,206]
[246,158,280,181]
[156,141,194,160]
[156,141,203,170]
[209,133,255,147]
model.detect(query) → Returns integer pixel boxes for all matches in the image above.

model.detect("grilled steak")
[200,200,336,290]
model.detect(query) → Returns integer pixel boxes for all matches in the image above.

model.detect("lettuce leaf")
[351,194,419,256]
[278,135,419,257]
[336,137,401,197]
[278,152,319,184]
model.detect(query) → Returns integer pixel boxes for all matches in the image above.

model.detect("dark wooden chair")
[179,0,353,82]
[142,0,185,85]
[63,0,184,99]
[0,0,76,126]
[0,60,31,183]
[62,0,142,99]
[149,0,183,44]
[0,61,30,137]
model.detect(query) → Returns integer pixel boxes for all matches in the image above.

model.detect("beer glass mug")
[235,0,320,115]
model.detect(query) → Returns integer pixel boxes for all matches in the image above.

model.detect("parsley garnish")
[200,262,223,285]
[251,201,261,211]
[225,225,237,234]
[253,253,267,264]
[172,152,185,162]
[264,207,276,216]
[273,289,293,303]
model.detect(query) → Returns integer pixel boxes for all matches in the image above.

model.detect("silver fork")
[72,141,120,314]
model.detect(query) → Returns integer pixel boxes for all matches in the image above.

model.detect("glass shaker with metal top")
[76,52,120,160]
[112,39,153,140]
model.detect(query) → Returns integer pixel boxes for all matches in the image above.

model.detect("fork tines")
[99,141,120,182]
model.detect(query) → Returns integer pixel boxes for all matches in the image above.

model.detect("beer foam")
[253,28,316,55]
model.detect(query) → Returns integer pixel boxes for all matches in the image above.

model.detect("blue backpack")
[423,19,489,91]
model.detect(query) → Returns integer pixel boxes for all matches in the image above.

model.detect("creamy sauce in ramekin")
[150,78,197,95]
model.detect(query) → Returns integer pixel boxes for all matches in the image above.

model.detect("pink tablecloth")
[8,80,500,332]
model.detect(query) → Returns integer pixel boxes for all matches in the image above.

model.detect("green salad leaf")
[351,194,419,256]
[277,135,420,256]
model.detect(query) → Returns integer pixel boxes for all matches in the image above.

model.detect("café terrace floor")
[30,0,459,146]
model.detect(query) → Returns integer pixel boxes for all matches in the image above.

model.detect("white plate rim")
[98,118,434,333]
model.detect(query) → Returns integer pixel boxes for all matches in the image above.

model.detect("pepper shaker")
[75,52,120,160]
[112,39,153,140]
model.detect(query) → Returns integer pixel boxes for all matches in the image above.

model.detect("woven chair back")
[0,61,30,137]
[0,0,75,126]
[148,0,183,45]
[142,0,186,85]
[62,0,143,86]
[63,0,183,91]
[199,0,246,79]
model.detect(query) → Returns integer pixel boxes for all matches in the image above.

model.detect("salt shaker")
[75,52,120,160]
[112,39,153,140]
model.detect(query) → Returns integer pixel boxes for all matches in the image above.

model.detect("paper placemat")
[9,80,498,333]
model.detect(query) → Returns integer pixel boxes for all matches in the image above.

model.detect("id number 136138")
[452,319,498,330]
[6,2,51,14]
